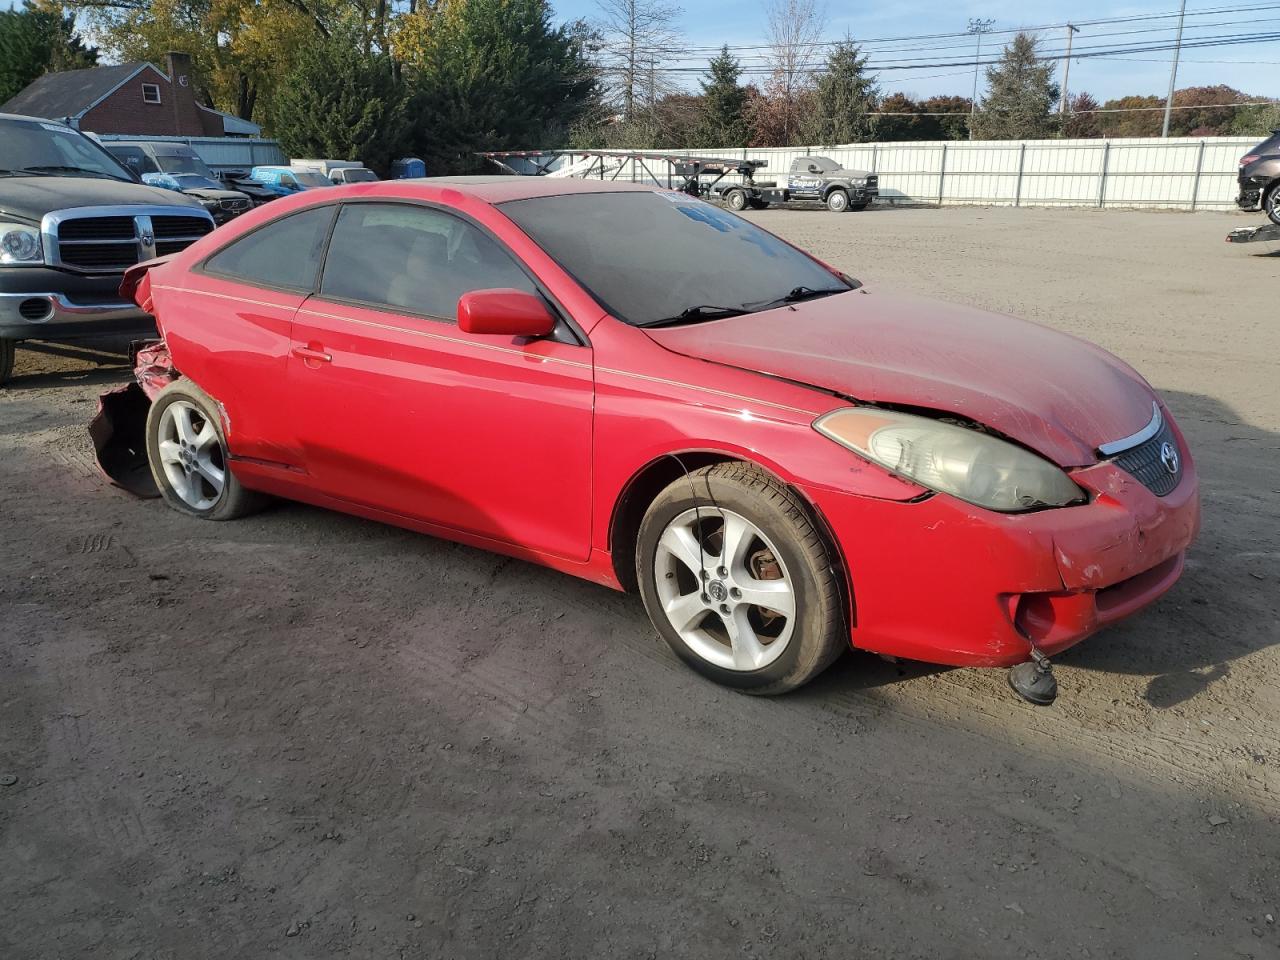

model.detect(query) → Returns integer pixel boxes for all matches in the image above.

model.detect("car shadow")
[4,339,132,391]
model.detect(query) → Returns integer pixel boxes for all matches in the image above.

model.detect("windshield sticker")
[659,191,701,203]
[40,122,69,132]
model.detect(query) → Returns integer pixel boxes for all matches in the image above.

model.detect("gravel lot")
[2,206,1278,959]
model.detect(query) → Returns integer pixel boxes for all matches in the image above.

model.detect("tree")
[591,0,681,119]
[875,93,970,141]
[695,46,748,148]
[399,0,597,173]
[1230,100,1280,137]
[269,25,409,174]
[1062,91,1101,138]
[1096,94,1162,137]
[970,32,1058,140]
[761,0,824,143]
[0,1,97,104]
[803,39,875,145]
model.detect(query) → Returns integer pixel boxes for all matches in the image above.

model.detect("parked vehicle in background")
[391,157,427,179]
[102,140,252,224]
[100,179,1197,700]
[1237,129,1280,225]
[247,166,334,196]
[291,159,378,185]
[714,156,878,213]
[212,171,279,207]
[0,113,214,385]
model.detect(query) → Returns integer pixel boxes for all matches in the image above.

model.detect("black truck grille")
[1110,419,1182,496]
[52,212,213,273]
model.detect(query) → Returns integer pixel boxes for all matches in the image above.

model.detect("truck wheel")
[825,189,850,213]
[0,338,15,387]
[848,201,869,212]
[748,199,770,210]
[725,189,748,212]
[1266,183,1280,226]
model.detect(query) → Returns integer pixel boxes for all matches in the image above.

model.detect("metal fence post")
[1190,139,1206,211]
[937,143,948,206]
[1096,141,1111,208]
[871,142,879,173]
[1014,142,1027,207]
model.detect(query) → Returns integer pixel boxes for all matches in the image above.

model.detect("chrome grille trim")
[41,205,214,274]
[1108,419,1182,497]
[1097,402,1162,456]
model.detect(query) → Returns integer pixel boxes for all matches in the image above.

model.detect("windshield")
[500,191,852,326]
[341,168,378,182]
[0,120,134,181]
[156,152,217,178]
[294,171,334,188]
[168,173,222,190]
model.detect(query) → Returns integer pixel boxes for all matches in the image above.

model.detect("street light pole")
[1161,0,1187,137]
[968,18,995,141]
[1060,23,1080,116]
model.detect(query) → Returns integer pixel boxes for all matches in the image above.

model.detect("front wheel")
[848,201,869,211]
[725,189,748,212]
[826,189,850,212]
[146,380,264,520]
[636,462,846,695]
[1266,184,1280,225]
[0,338,14,386]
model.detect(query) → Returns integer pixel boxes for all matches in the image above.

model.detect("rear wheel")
[636,462,846,695]
[747,199,770,210]
[725,189,748,211]
[826,189,850,213]
[1265,183,1280,225]
[146,380,264,520]
[0,338,14,386]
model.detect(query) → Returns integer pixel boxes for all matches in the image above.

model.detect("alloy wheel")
[653,507,796,671]
[156,399,226,510]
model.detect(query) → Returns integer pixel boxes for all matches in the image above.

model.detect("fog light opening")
[18,297,53,322]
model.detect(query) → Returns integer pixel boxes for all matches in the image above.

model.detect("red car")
[111,177,1200,700]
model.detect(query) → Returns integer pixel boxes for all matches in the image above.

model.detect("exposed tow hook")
[1008,646,1057,706]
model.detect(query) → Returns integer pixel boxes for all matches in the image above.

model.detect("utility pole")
[1162,0,1187,137]
[968,18,995,140]
[1059,23,1080,115]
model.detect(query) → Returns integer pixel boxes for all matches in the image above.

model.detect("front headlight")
[0,221,43,265]
[815,407,1085,512]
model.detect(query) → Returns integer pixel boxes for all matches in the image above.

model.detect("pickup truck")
[0,113,214,385]
[713,155,878,213]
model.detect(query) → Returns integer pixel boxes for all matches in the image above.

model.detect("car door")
[287,201,594,562]
[788,162,823,198]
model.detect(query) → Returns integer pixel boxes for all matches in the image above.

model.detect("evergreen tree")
[399,0,597,173]
[0,1,97,105]
[970,32,1059,140]
[803,40,877,145]
[695,46,748,147]
[268,26,410,175]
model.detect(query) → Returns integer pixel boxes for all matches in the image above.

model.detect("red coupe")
[112,177,1200,699]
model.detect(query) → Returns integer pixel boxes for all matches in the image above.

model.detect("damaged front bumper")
[799,426,1201,668]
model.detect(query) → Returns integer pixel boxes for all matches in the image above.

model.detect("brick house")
[1,52,260,137]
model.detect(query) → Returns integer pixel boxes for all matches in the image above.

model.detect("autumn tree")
[970,32,1058,140]
[591,0,681,119]
[1062,91,1101,138]
[874,92,970,141]
[695,46,748,148]
[803,39,876,145]
[1097,94,1163,137]
[0,1,97,104]
[759,0,824,144]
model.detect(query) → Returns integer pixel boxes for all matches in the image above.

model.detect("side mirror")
[458,289,556,337]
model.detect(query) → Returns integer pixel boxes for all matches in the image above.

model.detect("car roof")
[382,175,662,204]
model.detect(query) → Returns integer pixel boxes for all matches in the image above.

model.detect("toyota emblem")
[1159,441,1180,475]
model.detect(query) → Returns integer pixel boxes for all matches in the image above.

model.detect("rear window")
[499,191,850,327]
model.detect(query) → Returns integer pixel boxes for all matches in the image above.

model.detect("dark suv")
[0,114,214,384]
[1237,129,1280,225]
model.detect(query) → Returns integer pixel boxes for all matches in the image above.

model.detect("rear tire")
[1265,183,1280,226]
[725,189,748,211]
[0,338,14,386]
[826,189,850,213]
[636,462,846,695]
[146,379,265,520]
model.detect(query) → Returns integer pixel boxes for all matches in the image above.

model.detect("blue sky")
[5,0,1276,102]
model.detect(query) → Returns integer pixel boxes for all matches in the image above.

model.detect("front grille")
[58,217,135,242]
[153,216,214,240]
[59,243,137,271]
[1109,419,1182,496]
[49,208,213,273]
[220,198,250,212]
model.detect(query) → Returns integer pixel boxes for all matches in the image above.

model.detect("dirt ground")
[2,206,1278,959]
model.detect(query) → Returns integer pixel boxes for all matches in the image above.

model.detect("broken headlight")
[814,407,1085,513]
[0,221,42,265]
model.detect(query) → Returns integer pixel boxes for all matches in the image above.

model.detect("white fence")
[94,134,287,175]
[511,137,1256,211]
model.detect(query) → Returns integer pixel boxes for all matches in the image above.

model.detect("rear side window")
[319,202,535,321]
[204,205,335,292]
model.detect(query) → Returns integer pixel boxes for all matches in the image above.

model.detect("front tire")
[0,338,14,386]
[826,189,850,213]
[1266,183,1280,226]
[636,462,846,695]
[146,380,263,520]
[725,189,748,212]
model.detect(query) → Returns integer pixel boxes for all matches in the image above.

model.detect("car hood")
[0,176,204,222]
[181,187,248,201]
[643,290,1157,467]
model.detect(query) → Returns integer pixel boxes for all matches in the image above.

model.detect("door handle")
[292,345,332,363]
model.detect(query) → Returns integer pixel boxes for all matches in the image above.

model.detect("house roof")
[0,62,155,121]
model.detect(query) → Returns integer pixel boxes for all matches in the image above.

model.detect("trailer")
[1226,223,1280,244]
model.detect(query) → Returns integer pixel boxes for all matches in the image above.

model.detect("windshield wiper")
[20,165,128,181]
[744,285,848,311]
[643,304,750,328]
